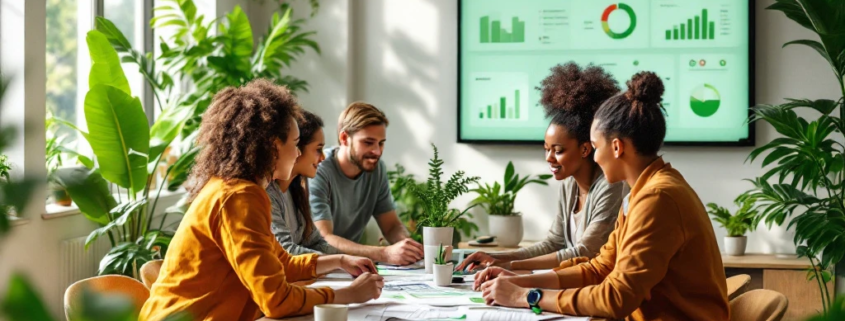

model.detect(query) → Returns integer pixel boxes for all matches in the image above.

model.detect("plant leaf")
[55,167,118,226]
[84,84,150,194]
[86,30,131,95]
[0,274,54,321]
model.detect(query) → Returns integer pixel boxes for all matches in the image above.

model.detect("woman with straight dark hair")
[267,110,340,254]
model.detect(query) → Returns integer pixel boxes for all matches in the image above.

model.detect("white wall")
[279,0,842,256]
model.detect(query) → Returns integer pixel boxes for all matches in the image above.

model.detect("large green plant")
[0,79,191,321]
[470,161,551,216]
[706,199,758,237]
[398,144,480,229]
[149,0,319,136]
[92,0,320,192]
[736,0,845,316]
[57,29,195,278]
[388,164,479,243]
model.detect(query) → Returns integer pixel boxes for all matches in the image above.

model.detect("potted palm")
[470,161,551,247]
[706,199,758,256]
[399,144,479,272]
[735,0,844,315]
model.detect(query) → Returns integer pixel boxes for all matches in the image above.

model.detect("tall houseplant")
[736,0,845,316]
[397,144,479,272]
[470,161,551,247]
[706,199,758,256]
[91,0,321,193]
[57,28,195,278]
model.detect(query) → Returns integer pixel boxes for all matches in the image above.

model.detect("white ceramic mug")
[314,304,348,321]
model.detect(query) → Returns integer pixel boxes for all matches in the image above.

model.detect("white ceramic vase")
[725,236,747,256]
[423,227,454,273]
[488,215,523,247]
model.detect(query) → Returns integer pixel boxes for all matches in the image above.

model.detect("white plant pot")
[423,227,454,246]
[424,244,453,274]
[725,236,747,256]
[433,263,454,286]
[489,215,523,247]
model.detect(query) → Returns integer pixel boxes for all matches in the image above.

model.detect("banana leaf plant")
[735,0,845,316]
[56,28,195,278]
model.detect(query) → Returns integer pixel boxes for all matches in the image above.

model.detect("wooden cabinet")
[723,254,833,321]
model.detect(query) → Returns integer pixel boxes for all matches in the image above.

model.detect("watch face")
[527,290,541,304]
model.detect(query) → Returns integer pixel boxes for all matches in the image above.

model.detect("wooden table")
[456,241,536,252]
[722,253,833,321]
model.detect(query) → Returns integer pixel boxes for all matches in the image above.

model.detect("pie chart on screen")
[690,84,721,117]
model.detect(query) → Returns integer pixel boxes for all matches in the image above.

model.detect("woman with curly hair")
[267,110,341,255]
[459,62,626,272]
[475,72,729,320]
[140,80,384,321]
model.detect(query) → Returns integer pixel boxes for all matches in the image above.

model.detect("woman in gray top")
[458,63,627,271]
[267,110,340,255]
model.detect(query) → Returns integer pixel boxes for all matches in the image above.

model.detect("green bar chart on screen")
[666,9,716,41]
[479,15,525,43]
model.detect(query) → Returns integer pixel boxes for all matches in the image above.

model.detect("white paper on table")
[350,304,465,321]
[376,261,425,270]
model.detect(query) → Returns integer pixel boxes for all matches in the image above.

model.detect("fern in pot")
[707,199,758,256]
[470,161,551,247]
[399,144,479,272]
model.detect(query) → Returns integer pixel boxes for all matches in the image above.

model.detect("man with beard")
[309,102,424,265]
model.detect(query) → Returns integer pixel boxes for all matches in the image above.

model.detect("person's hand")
[479,277,529,308]
[333,272,384,304]
[473,266,516,291]
[340,255,377,277]
[457,252,511,271]
[380,238,424,265]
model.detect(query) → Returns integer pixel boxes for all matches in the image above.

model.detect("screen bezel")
[456,0,756,146]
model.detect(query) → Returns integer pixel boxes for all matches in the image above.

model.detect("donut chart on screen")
[602,3,637,39]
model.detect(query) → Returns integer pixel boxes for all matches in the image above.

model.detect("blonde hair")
[337,102,389,143]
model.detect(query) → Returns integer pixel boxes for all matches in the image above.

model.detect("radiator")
[59,236,111,305]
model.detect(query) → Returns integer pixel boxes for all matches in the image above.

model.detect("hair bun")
[625,72,664,105]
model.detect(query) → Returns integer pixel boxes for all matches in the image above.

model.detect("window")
[45,0,152,163]
[45,0,92,146]
[104,0,146,106]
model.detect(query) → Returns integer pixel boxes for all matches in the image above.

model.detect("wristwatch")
[526,288,542,314]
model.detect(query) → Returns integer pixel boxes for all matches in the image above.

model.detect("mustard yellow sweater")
[140,178,333,321]
[554,158,728,320]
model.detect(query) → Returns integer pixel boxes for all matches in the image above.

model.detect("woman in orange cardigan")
[140,80,384,321]
[475,72,729,321]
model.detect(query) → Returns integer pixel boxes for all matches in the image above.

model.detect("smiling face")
[590,119,624,184]
[272,117,302,181]
[344,124,386,172]
[544,123,592,181]
[291,127,326,179]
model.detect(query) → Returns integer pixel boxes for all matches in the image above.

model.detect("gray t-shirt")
[309,147,395,242]
[267,181,339,255]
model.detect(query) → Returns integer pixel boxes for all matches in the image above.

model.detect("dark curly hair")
[537,62,620,144]
[594,71,666,156]
[289,110,324,239]
[188,79,301,198]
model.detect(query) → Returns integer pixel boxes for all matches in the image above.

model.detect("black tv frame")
[456,0,756,147]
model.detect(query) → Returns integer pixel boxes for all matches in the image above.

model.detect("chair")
[729,289,788,321]
[140,259,164,289]
[726,274,751,300]
[64,275,149,321]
